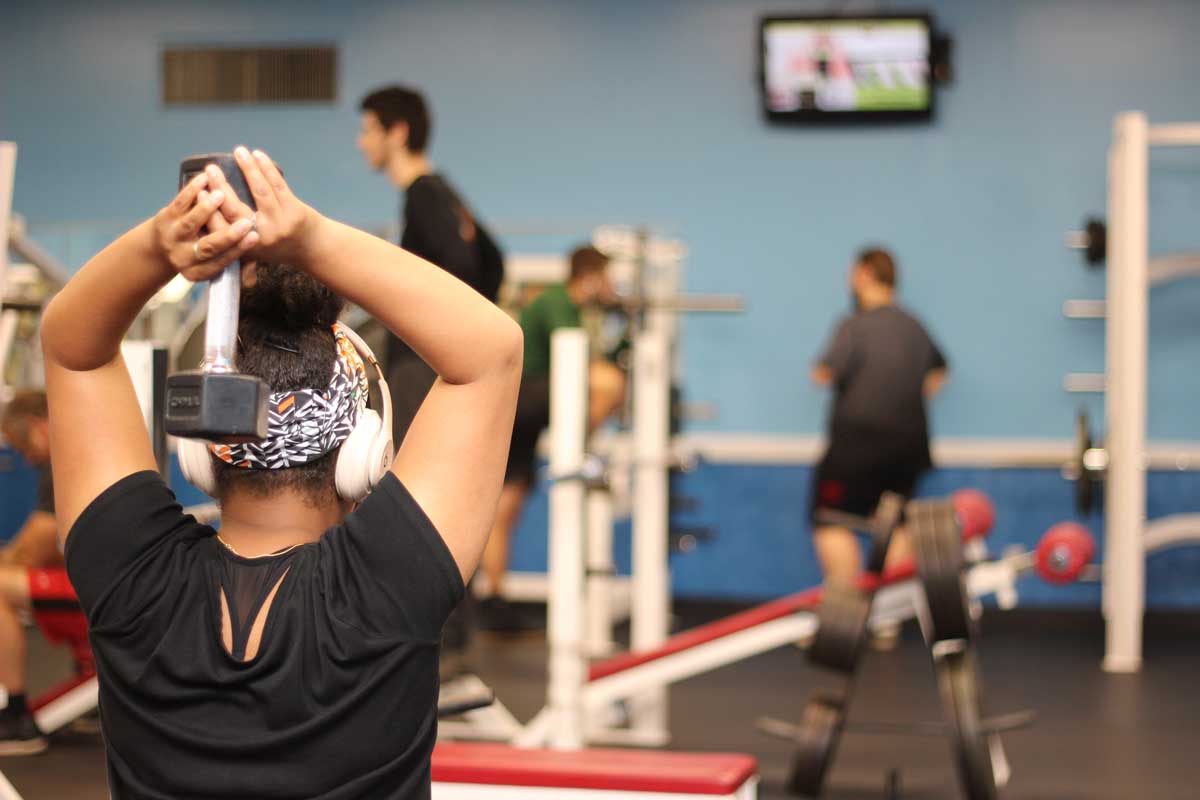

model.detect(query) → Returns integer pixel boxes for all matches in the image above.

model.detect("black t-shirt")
[64,470,464,800]
[392,174,502,362]
[818,305,947,458]
[35,466,54,513]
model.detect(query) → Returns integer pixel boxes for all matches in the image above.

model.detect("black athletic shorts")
[809,433,931,525]
[505,375,551,485]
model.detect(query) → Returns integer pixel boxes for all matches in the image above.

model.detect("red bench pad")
[588,561,916,682]
[432,743,757,795]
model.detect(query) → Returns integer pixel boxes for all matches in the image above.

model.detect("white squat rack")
[1067,113,1200,673]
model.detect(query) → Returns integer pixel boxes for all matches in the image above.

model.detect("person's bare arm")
[41,175,258,540]
[0,512,58,567]
[813,319,853,389]
[212,148,521,581]
[924,368,948,398]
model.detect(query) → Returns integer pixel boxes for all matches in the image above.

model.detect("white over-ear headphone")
[176,322,394,503]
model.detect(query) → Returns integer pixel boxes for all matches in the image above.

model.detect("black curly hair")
[213,263,347,506]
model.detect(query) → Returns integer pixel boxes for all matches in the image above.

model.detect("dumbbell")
[163,153,269,443]
[1035,522,1097,584]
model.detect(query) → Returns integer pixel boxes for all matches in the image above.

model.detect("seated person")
[40,148,521,796]
[478,245,626,631]
[0,389,66,755]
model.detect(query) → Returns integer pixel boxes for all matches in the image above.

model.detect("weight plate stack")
[911,499,973,644]
[786,691,847,799]
[808,585,872,674]
[933,644,998,800]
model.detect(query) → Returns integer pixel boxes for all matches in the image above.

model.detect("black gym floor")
[4,607,1198,799]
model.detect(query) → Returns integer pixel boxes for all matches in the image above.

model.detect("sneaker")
[477,596,540,635]
[0,711,48,756]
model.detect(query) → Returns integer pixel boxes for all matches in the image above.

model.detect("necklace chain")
[215,535,306,559]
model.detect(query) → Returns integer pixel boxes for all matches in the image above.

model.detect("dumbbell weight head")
[952,489,995,540]
[164,372,269,442]
[1035,522,1096,584]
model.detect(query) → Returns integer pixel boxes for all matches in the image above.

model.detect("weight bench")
[0,575,99,800]
[26,597,98,736]
[432,743,758,799]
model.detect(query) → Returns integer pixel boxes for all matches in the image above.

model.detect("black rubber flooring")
[2,609,1198,799]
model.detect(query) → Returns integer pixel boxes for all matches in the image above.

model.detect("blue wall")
[4,2,1200,606]
[5,0,1200,438]
[503,461,1200,608]
[6,449,1200,608]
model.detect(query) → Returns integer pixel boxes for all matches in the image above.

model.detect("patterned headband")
[210,326,369,470]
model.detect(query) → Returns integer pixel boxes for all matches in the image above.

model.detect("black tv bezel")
[758,11,937,124]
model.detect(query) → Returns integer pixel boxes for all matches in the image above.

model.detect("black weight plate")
[866,492,905,575]
[786,692,846,798]
[911,500,972,644]
[933,646,998,800]
[1084,217,1107,265]
[808,585,872,674]
[1075,409,1096,515]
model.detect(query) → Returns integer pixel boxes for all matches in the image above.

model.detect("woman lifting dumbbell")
[40,146,521,798]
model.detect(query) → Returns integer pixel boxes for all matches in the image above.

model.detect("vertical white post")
[630,327,671,741]
[546,329,589,749]
[0,767,23,800]
[1103,112,1147,673]
[120,341,157,433]
[0,143,17,406]
[0,143,15,298]
[585,487,616,656]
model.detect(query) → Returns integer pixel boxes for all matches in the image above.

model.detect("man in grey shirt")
[810,247,948,596]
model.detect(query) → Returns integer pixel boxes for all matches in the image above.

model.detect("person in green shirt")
[478,245,625,631]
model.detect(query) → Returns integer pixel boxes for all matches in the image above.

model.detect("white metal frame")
[628,326,671,742]
[0,142,17,406]
[544,329,590,749]
[1101,112,1200,673]
[521,327,1037,750]
[0,144,14,294]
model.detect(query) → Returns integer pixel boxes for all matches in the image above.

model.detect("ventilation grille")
[163,45,337,105]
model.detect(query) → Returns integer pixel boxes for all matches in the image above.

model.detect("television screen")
[760,14,934,122]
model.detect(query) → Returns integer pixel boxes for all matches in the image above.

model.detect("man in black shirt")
[0,390,63,754]
[810,247,948,593]
[357,84,504,446]
[41,147,521,798]
[357,84,505,664]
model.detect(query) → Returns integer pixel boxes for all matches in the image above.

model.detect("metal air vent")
[163,45,336,105]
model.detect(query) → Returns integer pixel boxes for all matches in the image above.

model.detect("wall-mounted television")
[760,13,935,123]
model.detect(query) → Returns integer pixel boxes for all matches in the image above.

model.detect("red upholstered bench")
[432,743,758,799]
[25,570,99,734]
